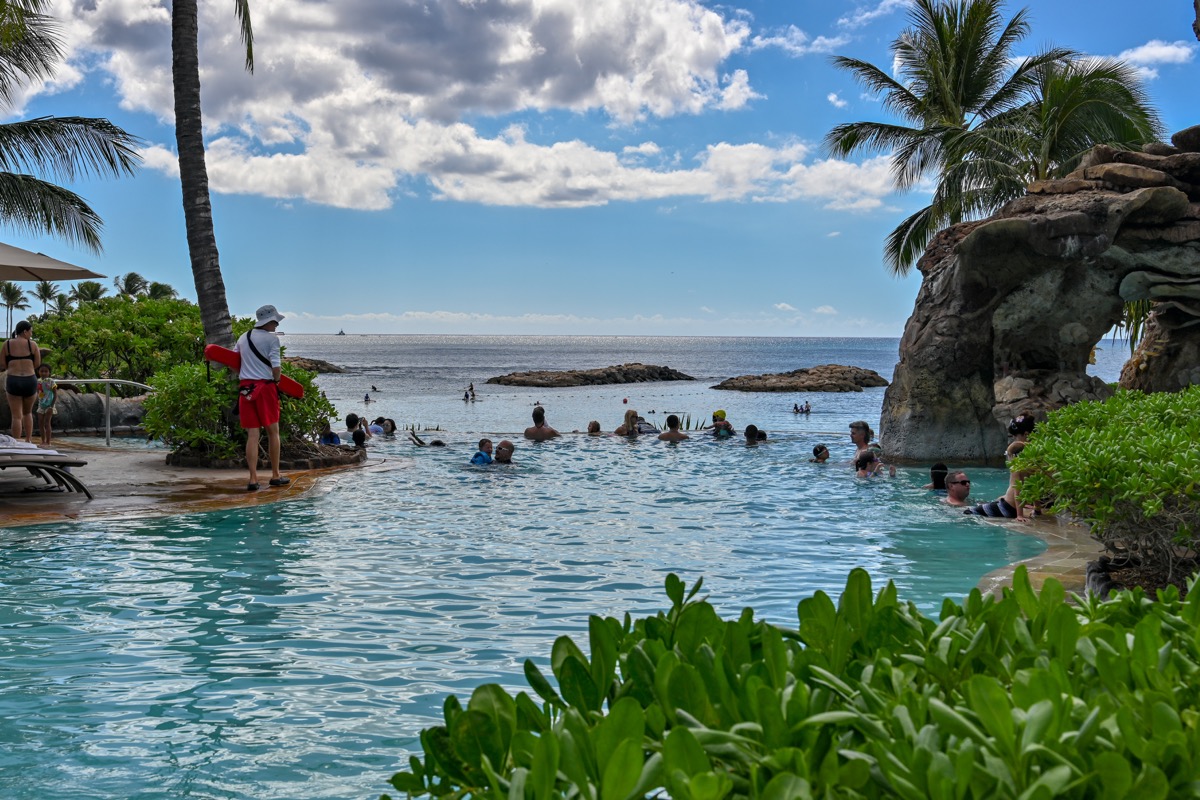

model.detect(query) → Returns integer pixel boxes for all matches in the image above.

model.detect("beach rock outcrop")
[0,382,147,433]
[712,364,888,392]
[883,125,1200,463]
[284,356,346,373]
[487,363,694,387]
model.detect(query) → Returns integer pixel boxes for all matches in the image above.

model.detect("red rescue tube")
[204,344,305,398]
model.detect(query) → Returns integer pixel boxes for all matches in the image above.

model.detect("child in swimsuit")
[36,365,57,445]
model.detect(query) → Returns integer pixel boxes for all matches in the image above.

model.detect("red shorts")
[239,380,280,429]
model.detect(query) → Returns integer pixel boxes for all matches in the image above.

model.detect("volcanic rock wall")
[882,126,1200,463]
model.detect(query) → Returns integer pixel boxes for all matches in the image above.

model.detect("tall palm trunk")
[172,0,234,347]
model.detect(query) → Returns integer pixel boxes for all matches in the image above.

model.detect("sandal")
[269,477,291,487]
[247,482,260,491]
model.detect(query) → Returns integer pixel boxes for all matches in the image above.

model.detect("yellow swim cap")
[713,410,726,420]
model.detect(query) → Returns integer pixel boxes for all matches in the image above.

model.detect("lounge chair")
[0,452,92,499]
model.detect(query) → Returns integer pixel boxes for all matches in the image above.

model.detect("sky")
[3,0,1197,336]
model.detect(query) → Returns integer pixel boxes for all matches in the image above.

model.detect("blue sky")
[5,0,1197,336]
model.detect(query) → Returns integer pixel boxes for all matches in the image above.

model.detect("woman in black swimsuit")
[2,319,42,441]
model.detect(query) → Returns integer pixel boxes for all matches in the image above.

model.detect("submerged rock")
[487,363,694,387]
[712,365,888,392]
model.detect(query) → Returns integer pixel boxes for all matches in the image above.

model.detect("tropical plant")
[31,278,56,314]
[146,281,179,300]
[824,0,1160,274]
[143,361,337,459]
[46,291,71,315]
[68,279,106,305]
[35,295,217,389]
[112,271,148,297]
[170,0,253,347]
[386,569,1200,799]
[1,278,28,333]
[0,0,141,251]
[1015,387,1200,581]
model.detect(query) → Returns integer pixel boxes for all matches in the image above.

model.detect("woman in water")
[614,408,639,436]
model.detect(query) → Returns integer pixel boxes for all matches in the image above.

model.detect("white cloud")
[43,0,899,212]
[1113,39,1196,80]
[838,0,910,30]
[826,92,848,109]
[699,306,714,313]
[826,231,841,237]
[813,305,838,315]
[749,26,849,57]
[774,302,796,311]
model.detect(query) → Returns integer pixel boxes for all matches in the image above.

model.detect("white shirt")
[235,328,281,381]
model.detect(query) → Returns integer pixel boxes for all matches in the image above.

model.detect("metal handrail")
[53,379,154,446]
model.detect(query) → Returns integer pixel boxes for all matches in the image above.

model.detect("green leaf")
[595,697,644,774]
[531,731,560,800]
[965,675,1014,751]
[666,573,685,608]
[664,725,710,777]
[559,653,602,712]
[524,660,565,709]
[761,773,813,800]
[1092,751,1133,800]
[600,738,643,800]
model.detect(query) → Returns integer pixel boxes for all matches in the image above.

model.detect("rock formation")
[882,125,1200,463]
[712,364,888,392]
[284,356,346,373]
[487,363,694,387]
[0,383,147,433]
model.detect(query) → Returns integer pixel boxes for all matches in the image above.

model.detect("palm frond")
[0,171,104,252]
[0,116,143,181]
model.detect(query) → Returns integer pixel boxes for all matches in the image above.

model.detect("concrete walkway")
[1,440,1103,596]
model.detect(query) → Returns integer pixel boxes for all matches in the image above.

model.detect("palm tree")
[69,279,107,305]
[824,0,1157,274]
[1,280,29,334]
[32,279,57,314]
[47,291,72,315]
[113,271,148,297]
[171,0,252,347]
[0,0,142,252]
[146,281,179,300]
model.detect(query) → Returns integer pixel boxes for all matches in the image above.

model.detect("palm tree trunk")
[172,0,234,347]
[1194,0,1199,42]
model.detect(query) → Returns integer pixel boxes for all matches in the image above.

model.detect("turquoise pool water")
[0,432,1041,799]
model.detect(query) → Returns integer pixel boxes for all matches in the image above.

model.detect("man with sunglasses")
[944,471,972,506]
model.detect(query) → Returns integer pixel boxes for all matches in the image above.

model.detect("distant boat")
[336,329,346,335]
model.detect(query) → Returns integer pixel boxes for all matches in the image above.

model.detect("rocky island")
[487,363,694,387]
[712,364,889,392]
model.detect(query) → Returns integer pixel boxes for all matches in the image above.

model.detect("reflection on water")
[0,433,1042,799]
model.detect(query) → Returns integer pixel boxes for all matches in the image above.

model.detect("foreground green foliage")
[1016,387,1200,575]
[385,570,1200,799]
[143,362,336,459]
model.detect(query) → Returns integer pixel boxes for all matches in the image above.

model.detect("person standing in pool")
[657,414,689,442]
[709,410,734,437]
[848,420,873,460]
[494,440,515,463]
[944,471,972,506]
[524,406,560,441]
[235,304,289,491]
[810,444,830,463]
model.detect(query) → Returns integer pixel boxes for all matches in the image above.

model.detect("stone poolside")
[0,440,1103,597]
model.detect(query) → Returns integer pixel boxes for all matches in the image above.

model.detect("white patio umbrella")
[0,241,105,281]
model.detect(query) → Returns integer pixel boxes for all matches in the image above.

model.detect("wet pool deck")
[1,441,1103,597]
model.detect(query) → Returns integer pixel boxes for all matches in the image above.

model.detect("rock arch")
[880,125,1200,463]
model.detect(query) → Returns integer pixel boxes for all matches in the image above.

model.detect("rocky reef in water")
[487,363,694,387]
[882,124,1200,463]
[284,356,346,373]
[712,365,888,392]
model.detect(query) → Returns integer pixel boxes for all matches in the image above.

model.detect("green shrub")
[1015,387,1200,575]
[34,297,253,394]
[385,569,1200,800]
[143,362,337,459]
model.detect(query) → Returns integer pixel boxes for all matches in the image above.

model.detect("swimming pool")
[0,431,1040,799]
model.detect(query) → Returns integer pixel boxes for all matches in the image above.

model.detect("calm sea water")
[0,335,1124,799]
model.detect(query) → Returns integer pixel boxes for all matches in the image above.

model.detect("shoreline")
[1,440,1102,596]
